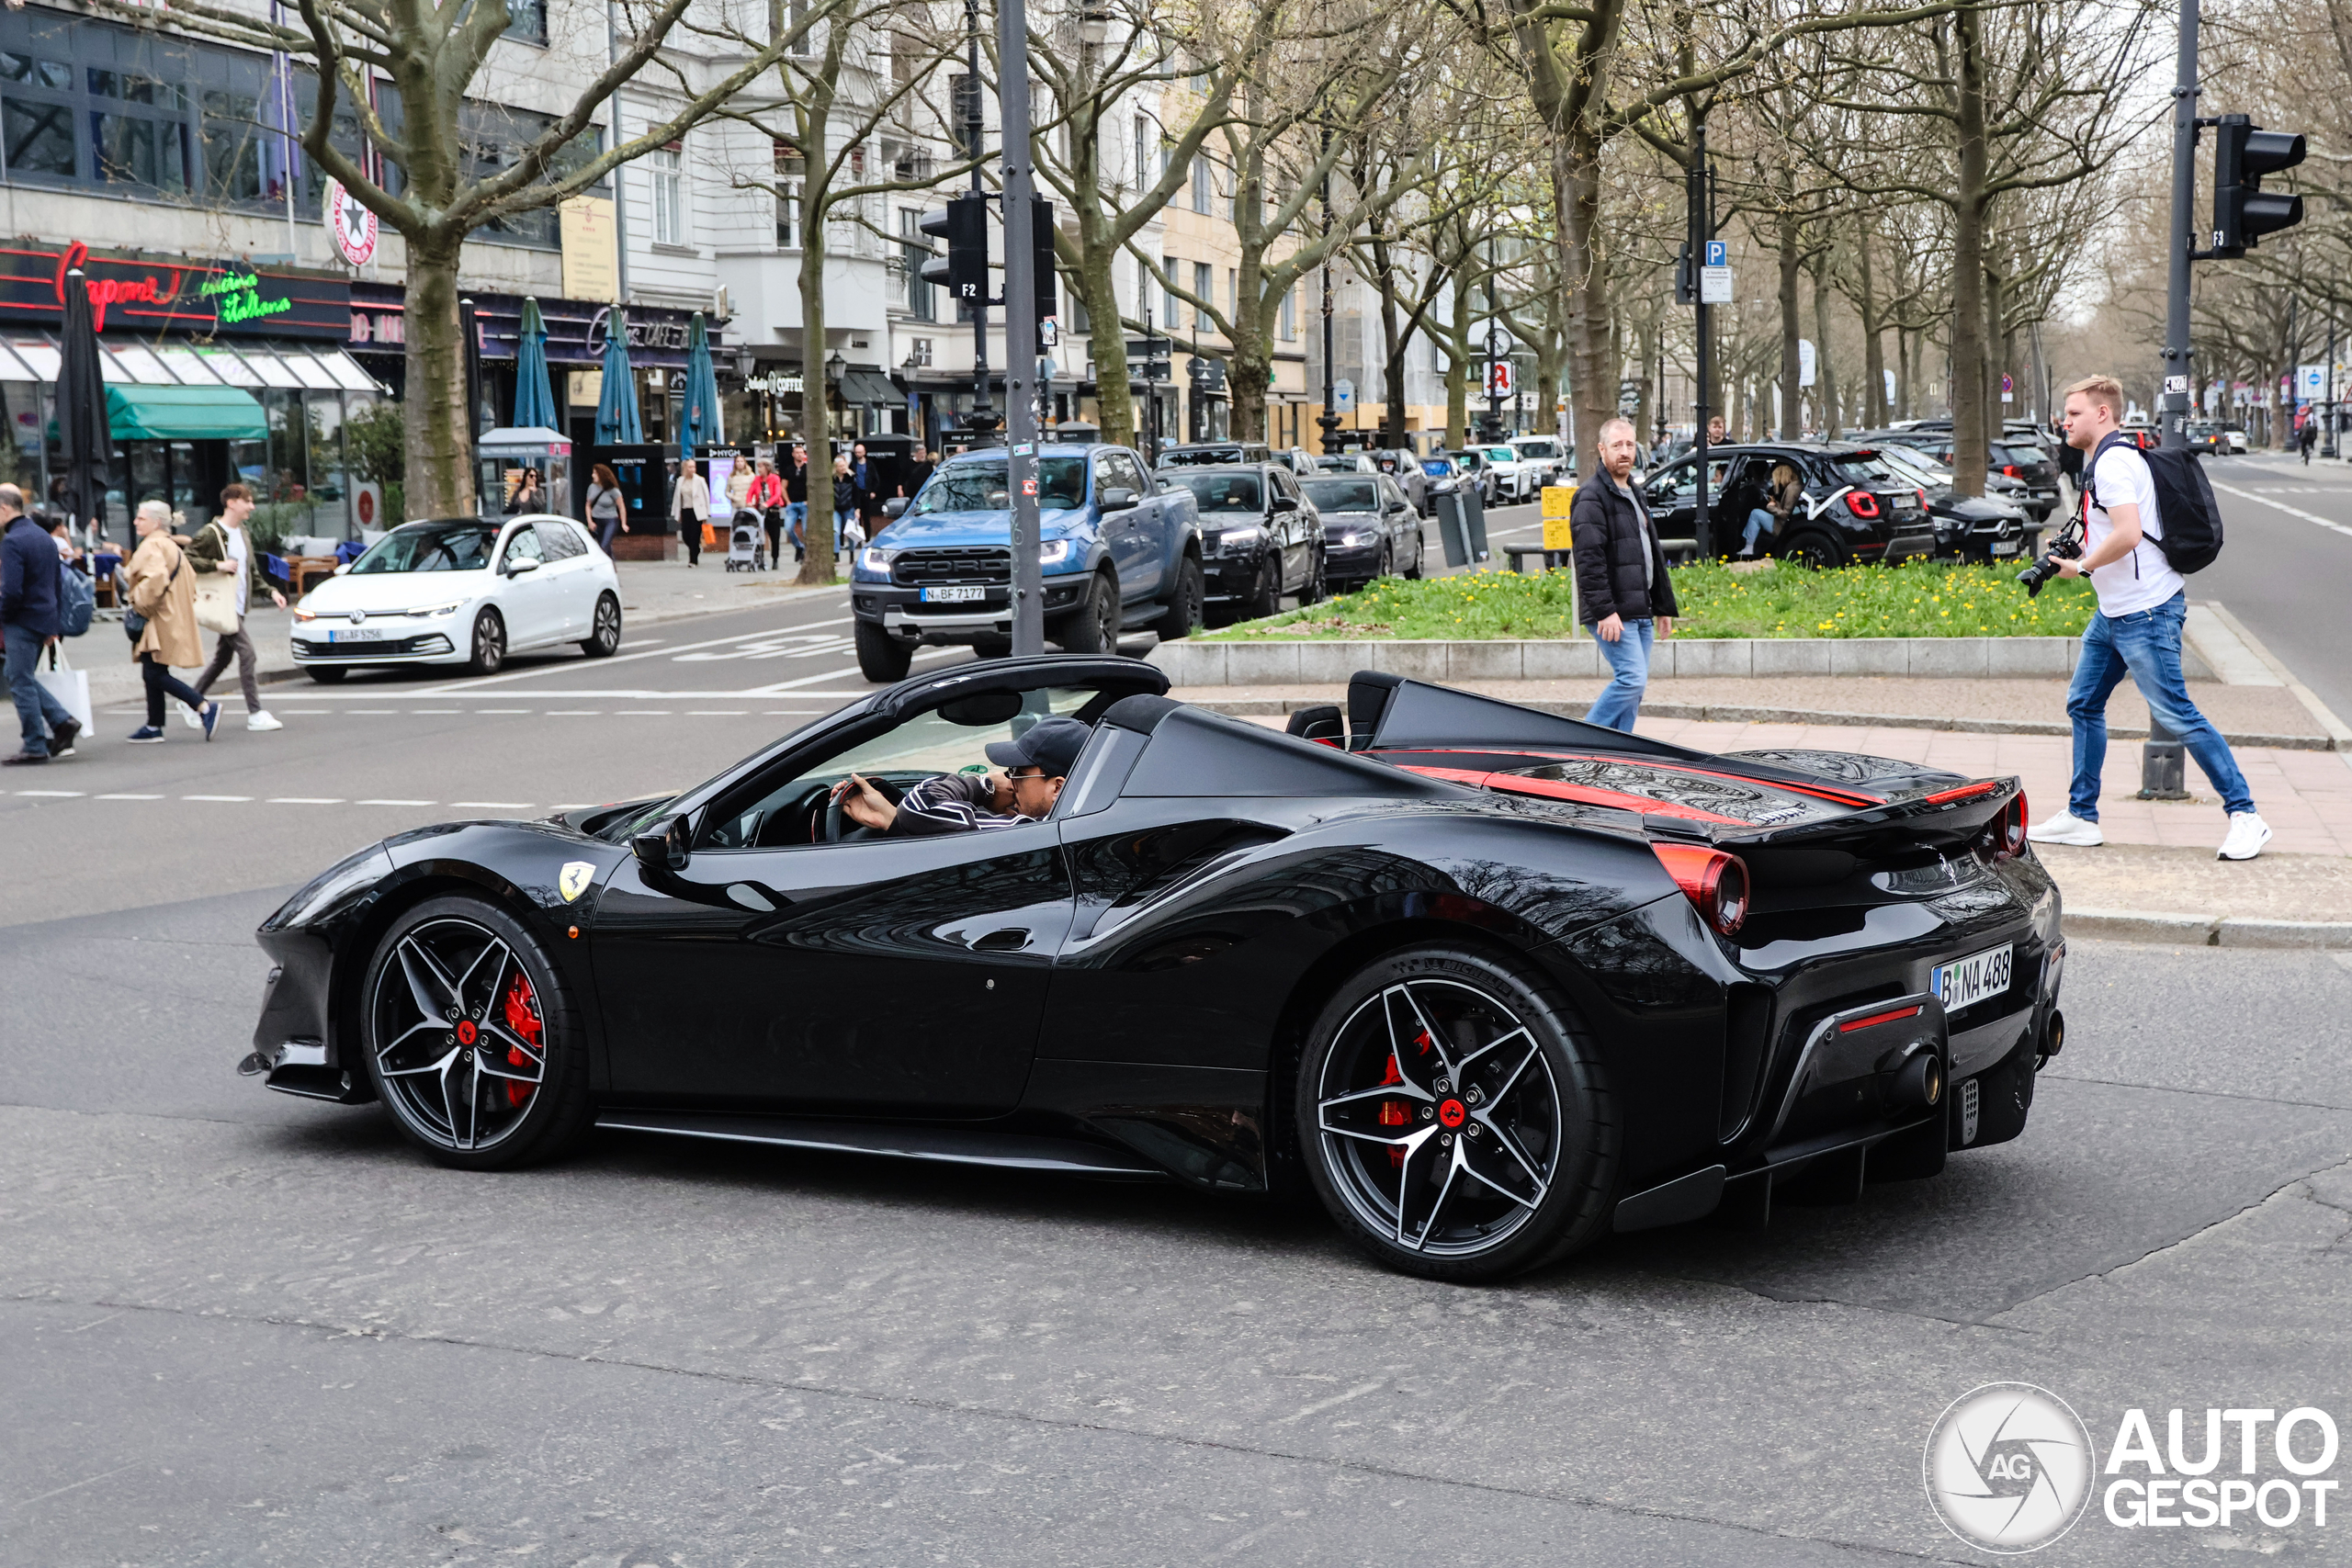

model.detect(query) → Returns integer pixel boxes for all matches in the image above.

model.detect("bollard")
[1434,491,1471,568]
[2137,716,2189,799]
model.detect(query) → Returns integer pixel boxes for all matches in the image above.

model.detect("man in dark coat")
[1571,416,1678,732]
[0,483,78,764]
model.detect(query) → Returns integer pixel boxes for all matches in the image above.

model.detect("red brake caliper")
[1378,1051,1410,1167]
[501,972,543,1106]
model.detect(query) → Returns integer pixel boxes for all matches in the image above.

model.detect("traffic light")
[2213,114,2305,256]
[1030,197,1057,325]
[918,195,988,303]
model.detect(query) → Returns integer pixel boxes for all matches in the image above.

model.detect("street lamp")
[825,349,847,445]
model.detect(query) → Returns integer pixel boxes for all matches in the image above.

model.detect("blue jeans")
[2066,591,2252,819]
[1585,617,1655,732]
[835,510,855,552]
[785,502,808,549]
[1741,508,1779,553]
[4,623,73,750]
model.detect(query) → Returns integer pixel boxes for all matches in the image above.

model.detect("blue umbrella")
[681,311,721,461]
[512,297,559,430]
[594,314,642,446]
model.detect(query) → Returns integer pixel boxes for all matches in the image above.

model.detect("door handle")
[970,927,1033,953]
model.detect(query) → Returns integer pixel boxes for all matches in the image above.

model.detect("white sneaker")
[2218,811,2272,861]
[179,701,204,729]
[246,710,283,732]
[2027,811,2104,847]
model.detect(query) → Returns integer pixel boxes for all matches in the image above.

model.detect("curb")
[1154,635,2144,686]
[2068,908,2352,950]
[1183,694,2335,752]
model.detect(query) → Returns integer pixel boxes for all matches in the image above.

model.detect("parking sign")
[1704,240,1726,267]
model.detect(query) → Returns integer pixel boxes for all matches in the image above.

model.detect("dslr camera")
[2015,520,2083,598]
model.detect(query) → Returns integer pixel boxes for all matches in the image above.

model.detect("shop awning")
[0,334,386,395]
[838,368,903,405]
[106,384,268,441]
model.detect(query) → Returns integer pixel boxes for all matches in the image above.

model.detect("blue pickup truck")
[851,443,1204,682]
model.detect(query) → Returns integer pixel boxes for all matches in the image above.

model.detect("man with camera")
[2027,375,2269,861]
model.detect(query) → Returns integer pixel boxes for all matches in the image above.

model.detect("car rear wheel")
[359,896,593,1170]
[1150,555,1204,642]
[305,666,347,684]
[579,592,622,657]
[1059,570,1120,653]
[1240,558,1280,622]
[1296,944,1618,1281]
[468,607,507,675]
[854,617,912,683]
[1786,532,1847,571]
[1297,549,1327,606]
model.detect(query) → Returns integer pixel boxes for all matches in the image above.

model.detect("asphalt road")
[5,598,2349,1562]
[2189,454,2352,721]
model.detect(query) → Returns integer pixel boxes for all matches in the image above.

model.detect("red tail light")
[1917,488,1928,510]
[1980,792,2030,861]
[1652,843,1749,936]
[1845,490,1882,518]
[2002,464,2021,477]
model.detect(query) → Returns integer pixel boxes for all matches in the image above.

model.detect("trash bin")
[1434,491,1472,568]
[1462,486,1490,562]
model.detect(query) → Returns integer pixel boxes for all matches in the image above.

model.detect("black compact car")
[243,658,2064,1282]
[1159,463,1327,623]
[1890,435,2059,521]
[1868,443,2041,564]
[1159,441,1274,468]
[1302,471,1425,589]
[1643,443,1938,567]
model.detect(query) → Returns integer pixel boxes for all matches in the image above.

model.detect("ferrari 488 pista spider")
[244,655,2064,1280]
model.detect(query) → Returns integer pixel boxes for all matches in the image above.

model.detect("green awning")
[106,383,268,442]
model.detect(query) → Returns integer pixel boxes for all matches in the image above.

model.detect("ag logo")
[1924,1382,2097,1553]
[558,862,597,903]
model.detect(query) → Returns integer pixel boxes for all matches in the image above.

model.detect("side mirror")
[1098,487,1139,512]
[506,558,540,577]
[881,497,910,519]
[1270,494,1298,513]
[631,814,691,873]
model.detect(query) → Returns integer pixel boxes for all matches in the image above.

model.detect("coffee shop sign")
[585,306,694,355]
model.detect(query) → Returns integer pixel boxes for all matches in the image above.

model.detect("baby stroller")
[725,508,764,572]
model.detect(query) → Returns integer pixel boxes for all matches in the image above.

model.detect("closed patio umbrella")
[594,316,642,446]
[681,312,720,461]
[512,297,559,431]
[56,268,110,540]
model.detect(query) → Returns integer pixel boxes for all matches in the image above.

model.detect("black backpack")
[2087,432,2223,574]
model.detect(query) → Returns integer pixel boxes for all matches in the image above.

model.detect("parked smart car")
[1159,463,1327,624]
[1641,442,1937,567]
[1302,471,1424,590]
[291,514,623,681]
[855,444,1202,680]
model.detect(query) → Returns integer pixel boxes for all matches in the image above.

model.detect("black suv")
[1158,463,1327,623]
[1300,471,1425,589]
[1641,443,1938,568]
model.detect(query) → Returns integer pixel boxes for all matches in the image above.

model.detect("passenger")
[831,716,1091,834]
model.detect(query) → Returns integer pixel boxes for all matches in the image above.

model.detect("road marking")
[182,795,253,802]
[13,789,84,797]
[267,796,345,805]
[348,708,399,715]
[450,800,535,809]
[546,709,603,716]
[95,793,164,800]
[687,709,748,716]
[475,708,532,714]
[614,709,673,715]
[417,617,848,692]
[410,708,462,714]
[2209,479,2352,540]
[357,798,435,806]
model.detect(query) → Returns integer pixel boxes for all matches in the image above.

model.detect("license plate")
[1992,540,2020,556]
[921,584,985,604]
[1934,942,2013,1013]
[324,626,388,642]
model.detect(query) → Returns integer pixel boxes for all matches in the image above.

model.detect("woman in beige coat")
[124,499,219,742]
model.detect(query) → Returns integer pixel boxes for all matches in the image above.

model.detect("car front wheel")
[1296,943,1618,1281]
[305,665,347,684]
[854,617,913,682]
[579,592,622,657]
[1058,570,1121,653]
[1150,555,1204,642]
[468,608,506,675]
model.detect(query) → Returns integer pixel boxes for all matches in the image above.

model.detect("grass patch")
[1202,558,2097,640]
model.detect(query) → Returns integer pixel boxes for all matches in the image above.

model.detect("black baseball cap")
[984,716,1091,779]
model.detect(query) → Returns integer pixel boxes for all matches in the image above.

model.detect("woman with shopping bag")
[670,459,709,567]
[123,499,220,744]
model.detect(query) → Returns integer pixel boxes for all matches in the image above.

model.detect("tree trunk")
[403,237,474,520]
[1227,249,1273,441]
[1081,241,1135,449]
[1778,212,1803,440]
[1897,327,1914,420]
[1947,3,1990,496]
[1812,262,1840,441]
[1444,276,1472,447]
[1984,262,2005,445]
[797,212,836,585]
[1857,234,1887,427]
[1557,128,1611,498]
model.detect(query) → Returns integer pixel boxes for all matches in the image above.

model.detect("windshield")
[1827,454,1899,485]
[1420,458,1453,476]
[1304,478,1380,512]
[1876,446,1951,484]
[912,457,1089,513]
[1997,444,2045,466]
[350,520,497,574]
[1482,447,1515,461]
[1514,440,1559,457]
[1170,471,1262,512]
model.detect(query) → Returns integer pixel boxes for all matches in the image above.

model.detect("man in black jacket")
[0,484,78,765]
[1571,417,1677,732]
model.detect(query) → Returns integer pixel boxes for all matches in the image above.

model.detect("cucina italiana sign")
[0,240,351,339]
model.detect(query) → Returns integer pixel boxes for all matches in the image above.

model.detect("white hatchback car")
[289,513,623,682]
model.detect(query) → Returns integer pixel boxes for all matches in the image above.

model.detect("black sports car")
[243,657,2065,1281]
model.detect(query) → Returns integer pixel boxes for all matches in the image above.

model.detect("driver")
[831,716,1091,835]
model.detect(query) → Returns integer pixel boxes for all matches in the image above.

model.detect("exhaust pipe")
[1884,1050,1946,1111]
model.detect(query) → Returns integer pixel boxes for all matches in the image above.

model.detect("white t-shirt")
[220,523,251,616]
[2084,444,2183,617]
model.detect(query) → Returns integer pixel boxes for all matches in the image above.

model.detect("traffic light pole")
[1690,119,1715,561]
[997,0,1044,656]
[2159,0,2200,453]
[962,0,993,442]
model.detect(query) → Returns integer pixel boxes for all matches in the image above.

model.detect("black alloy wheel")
[1405,528,1425,580]
[1787,532,1847,571]
[1059,570,1121,654]
[1298,547,1328,606]
[360,897,591,1169]
[1151,554,1204,641]
[854,617,913,682]
[469,607,507,675]
[1297,945,1617,1281]
[305,665,347,683]
[579,592,622,657]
